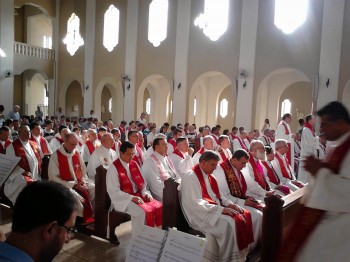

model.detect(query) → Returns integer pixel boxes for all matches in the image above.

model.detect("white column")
[172,0,191,124]
[84,0,96,117]
[236,0,259,130]
[51,0,60,116]
[316,0,345,110]
[124,0,139,122]
[0,0,14,112]
[48,79,55,116]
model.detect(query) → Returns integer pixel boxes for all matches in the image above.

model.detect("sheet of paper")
[126,226,167,262]
[160,228,207,262]
[0,154,20,187]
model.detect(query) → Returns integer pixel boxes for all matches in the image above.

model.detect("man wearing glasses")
[0,181,77,262]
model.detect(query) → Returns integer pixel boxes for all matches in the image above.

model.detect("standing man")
[7,105,21,121]
[278,101,350,262]
[106,141,162,239]
[34,106,43,119]
[275,113,293,167]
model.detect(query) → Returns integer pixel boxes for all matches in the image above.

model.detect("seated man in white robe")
[110,128,121,157]
[142,137,180,201]
[128,130,144,166]
[167,128,182,155]
[106,141,162,239]
[233,130,250,152]
[213,149,263,249]
[181,151,253,262]
[169,137,194,177]
[258,128,271,146]
[42,119,55,142]
[49,125,69,152]
[271,139,305,191]
[215,135,233,163]
[241,140,275,201]
[86,133,118,181]
[316,133,327,159]
[29,122,52,156]
[144,133,167,158]
[81,129,101,164]
[278,101,350,262]
[48,133,95,222]
[192,135,215,165]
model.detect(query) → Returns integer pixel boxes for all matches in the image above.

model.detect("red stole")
[192,164,254,250]
[261,161,280,185]
[261,135,270,145]
[0,139,11,154]
[230,134,238,140]
[57,150,94,222]
[220,159,247,198]
[212,135,219,145]
[111,141,121,151]
[198,147,205,154]
[56,137,64,144]
[236,137,248,151]
[172,149,185,159]
[248,154,270,191]
[304,122,315,136]
[133,145,144,166]
[277,133,350,261]
[119,126,126,133]
[218,148,228,162]
[86,140,98,155]
[113,158,162,227]
[168,139,176,149]
[280,121,290,135]
[12,139,41,179]
[275,153,293,179]
[30,135,50,155]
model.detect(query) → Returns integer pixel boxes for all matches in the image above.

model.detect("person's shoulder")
[0,242,34,262]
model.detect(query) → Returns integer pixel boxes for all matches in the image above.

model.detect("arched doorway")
[101,86,112,121]
[65,80,84,117]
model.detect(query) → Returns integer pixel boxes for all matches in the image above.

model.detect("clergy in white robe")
[215,135,233,163]
[167,128,182,155]
[192,135,215,165]
[232,131,250,152]
[49,126,70,153]
[272,139,305,191]
[316,134,326,159]
[169,137,194,177]
[141,137,180,201]
[81,129,101,163]
[106,141,162,239]
[48,133,95,221]
[212,149,263,249]
[275,113,294,169]
[181,151,253,262]
[110,128,121,157]
[146,126,156,147]
[86,133,118,181]
[29,122,53,156]
[127,130,145,166]
[277,101,350,262]
[258,129,271,146]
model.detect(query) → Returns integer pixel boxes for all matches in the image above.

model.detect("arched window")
[109,98,112,113]
[194,0,229,41]
[148,0,168,47]
[219,99,228,118]
[281,99,292,117]
[193,98,197,116]
[274,0,308,34]
[146,98,151,114]
[103,5,120,52]
[170,100,173,114]
[63,13,84,56]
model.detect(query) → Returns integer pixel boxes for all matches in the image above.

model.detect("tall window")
[193,98,197,116]
[63,13,84,56]
[170,100,173,114]
[43,36,52,49]
[146,98,151,114]
[148,0,168,47]
[219,99,228,118]
[281,99,292,117]
[103,5,120,52]
[274,0,308,34]
[109,98,112,113]
[194,0,229,41]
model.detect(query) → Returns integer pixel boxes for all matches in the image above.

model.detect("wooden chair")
[260,187,305,262]
[162,178,204,237]
[87,165,131,245]
[194,137,201,154]
[40,155,50,180]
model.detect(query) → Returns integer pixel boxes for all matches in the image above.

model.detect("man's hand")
[144,194,153,202]
[222,207,239,216]
[22,171,32,177]
[245,197,260,208]
[132,196,145,205]
[187,147,194,156]
[303,155,323,176]
[266,190,275,196]
[73,182,87,192]
[227,203,244,214]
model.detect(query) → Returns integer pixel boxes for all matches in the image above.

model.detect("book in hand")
[0,154,20,187]
[126,226,207,262]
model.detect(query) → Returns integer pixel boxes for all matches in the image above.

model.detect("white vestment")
[192,148,208,165]
[49,135,63,153]
[31,135,53,155]
[86,145,118,182]
[296,132,350,262]
[48,146,95,217]
[181,170,248,262]
[169,151,194,178]
[232,138,249,152]
[106,159,151,238]
[141,152,180,201]
[215,147,232,164]
[271,152,299,191]
[81,140,101,163]
[213,165,262,249]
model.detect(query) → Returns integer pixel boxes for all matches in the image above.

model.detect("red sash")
[0,139,11,154]
[30,135,50,155]
[12,139,41,178]
[248,154,270,191]
[280,121,290,135]
[56,137,64,144]
[218,148,228,162]
[275,153,293,180]
[172,149,185,159]
[198,147,205,154]
[192,164,254,250]
[304,122,315,137]
[212,135,219,145]
[168,139,176,149]
[261,135,270,145]
[261,161,280,185]
[133,145,144,166]
[113,158,162,227]
[111,141,121,151]
[86,140,98,155]
[220,159,247,198]
[57,150,94,222]
[119,126,126,133]
[231,134,238,140]
[236,138,248,151]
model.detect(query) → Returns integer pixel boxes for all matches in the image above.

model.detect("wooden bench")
[261,187,305,262]
[40,155,50,180]
[85,165,131,245]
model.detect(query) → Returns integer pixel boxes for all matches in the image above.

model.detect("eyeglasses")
[58,223,78,238]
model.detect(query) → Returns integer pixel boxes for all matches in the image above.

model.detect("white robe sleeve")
[241,164,267,200]
[141,158,164,201]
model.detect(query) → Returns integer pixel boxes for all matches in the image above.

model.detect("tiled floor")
[0,204,131,262]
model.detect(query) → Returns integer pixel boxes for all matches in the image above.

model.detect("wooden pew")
[162,178,204,237]
[194,137,200,154]
[261,187,305,262]
[86,165,131,245]
[40,155,50,180]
